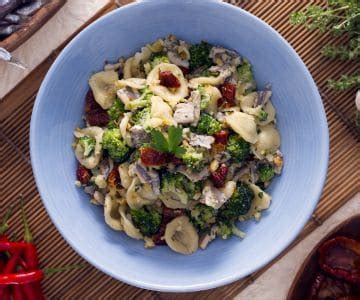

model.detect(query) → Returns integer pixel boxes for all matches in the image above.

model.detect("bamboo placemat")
[0,0,359,299]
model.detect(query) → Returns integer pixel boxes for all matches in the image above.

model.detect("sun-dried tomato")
[162,207,185,224]
[218,83,236,108]
[140,147,168,166]
[213,130,229,145]
[76,165,91,184]
[159,71,181,88]
[210,164,228,188]
[308,272,357,300]
[318,236,360,284]
[220,83,236,102]
[85,90,109,126]
[107,168,120,189]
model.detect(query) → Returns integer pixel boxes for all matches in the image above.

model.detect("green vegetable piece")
[237,59,254,83]
[194,113,222,135]
[190,204,216,231]
[189,41,213,70]
[78,136,96,157]
[218,182,254,221]
[127,87,153,110]
[150,53,170,68]
[161,172,202,203]
[226,134,251,163]
[198,85,211,110]
[130,207,161,236]
[257,110,268,122]
[102,128,131,163]
[150,126,185,158]
[217,222,233,239]
[181,145,205,170]
[108,98,125,123]
[257,163,275,183]
[131,106,151,126]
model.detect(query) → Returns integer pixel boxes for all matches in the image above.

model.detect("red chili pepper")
[0,241,28,251]
[0,270,44,285]
[20,197,44,300]
[12,285,25,300]
[318,236,360,284]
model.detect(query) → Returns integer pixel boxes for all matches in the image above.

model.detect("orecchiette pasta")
[225,112,258,144]
[88,70,119,109]
[126,178,157,209]
[74,126,104,169]
[255,124,280,155]
[117,78,147,90]
[104,194,123,231]
[119,205,143,240]
[146,63,188,107]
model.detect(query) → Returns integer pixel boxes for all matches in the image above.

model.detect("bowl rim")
[30,0,329,292]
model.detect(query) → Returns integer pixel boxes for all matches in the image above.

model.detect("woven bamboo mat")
[0,0,359,299]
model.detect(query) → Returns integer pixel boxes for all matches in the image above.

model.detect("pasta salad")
[73,35,283,255]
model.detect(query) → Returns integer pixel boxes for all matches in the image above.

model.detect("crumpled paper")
[0,0,108,99]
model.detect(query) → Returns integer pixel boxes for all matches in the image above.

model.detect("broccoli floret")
[102,128,131,163]
[160,172,201,203]
[218,182,254,221]
[194,113,222,135]
[217,222,233,239]
[198,85,211,110]
[107,98,125,128]
[257,109,268,122]
[131,106,151,127]
[161,172,189,204]
[130,207,161,236]
[126,87,153,110]
[78,136,96,157]
[257,163,275,182]
[150,53,169,68]
[181,145,205,170]
[237,59,256,94]
[226,134,251,163]
[189,41,213,70]
[190,204,216,231]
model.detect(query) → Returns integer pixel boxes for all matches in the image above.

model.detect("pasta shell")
[117,78,147,90]
[104,194,123,231]
[118,163,131,189]
[258,100,276,126]
[74,126,104,169]
[146,63,188,107]
[204,85,222,115]
[150,95,176,127]
[255,124,280,154]
[225,112,258,144]
[89,70,119,109]
[240,184,272,221]
[164,216,199,255]
[189,68,232,88]
[119,205,143,240]
[126,178,157,209]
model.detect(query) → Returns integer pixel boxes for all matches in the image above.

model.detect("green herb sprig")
[290,0,360,90]
[150,126,186,158]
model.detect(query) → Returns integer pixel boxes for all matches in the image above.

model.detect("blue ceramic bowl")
[30,0,329,292]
